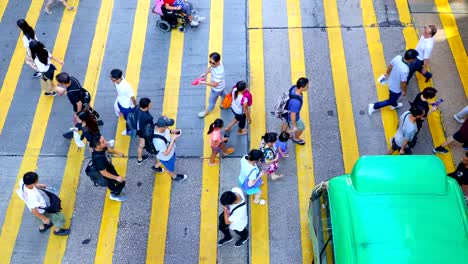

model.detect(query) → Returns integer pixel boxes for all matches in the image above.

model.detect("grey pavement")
[0,0,467,263]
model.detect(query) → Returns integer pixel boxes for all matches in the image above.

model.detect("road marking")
[92,0,150,263]
[248,0,269,263]
[0,0,43,135]
[395,0,455,172]
[286,0,315,262]
[434,0,468,99]
[146,30,184,264]
[198,0,224,262]
[0,5,78,262]
[322,0,360,172]
[361,0,399,145]
[0,0,8,23]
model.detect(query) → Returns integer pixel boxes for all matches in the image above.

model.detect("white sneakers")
[454,114,465,124]
[190,20,199,27]
[368,103,403,116]
[390,103,403,110]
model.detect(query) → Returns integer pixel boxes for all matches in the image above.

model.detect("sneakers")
[390,103,403,110]
[109,194,127,202]
[195,16,206,22]
[217,237,233,246]
[121,129,127,136]
[198,111,208,118]
[368,104,375,116]
[173,174,188,181]
[190,20,199,27]
[137,155,150,165]
[235,237,249,247]
[108,140,115,148]
[178,25,185,32]
[433,146,448,154]
[44,91,57,96]
[222,147,234,156]
[151,166,165,173]
[32,72,42,78]
[53,228,70,236]
[454,114,465,124]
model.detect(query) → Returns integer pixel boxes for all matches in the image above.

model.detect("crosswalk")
[0,0,466,263]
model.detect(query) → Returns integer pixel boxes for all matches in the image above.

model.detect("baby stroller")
[152,0,201,32]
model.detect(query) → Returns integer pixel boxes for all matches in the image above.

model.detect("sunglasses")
[209,61,216,65]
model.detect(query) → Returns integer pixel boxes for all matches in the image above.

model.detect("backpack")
[125,106,139,137]
[85,152,109,187]
[145,132,169,155]
[22,185,62,213]
[242,90,253,106]
[67,77,91,105]
[271,86,303,120]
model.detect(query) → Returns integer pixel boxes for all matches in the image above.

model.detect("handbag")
[241,168,262,194]
[401,112,417,148]
[221,92,232,109]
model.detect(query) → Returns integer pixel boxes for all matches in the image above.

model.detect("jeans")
[181,1,193,15]
[407,58,432,82]
[373,90,401,110]
[208,89,226,112]
[218,213,248,240]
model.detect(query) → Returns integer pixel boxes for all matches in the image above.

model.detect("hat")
[156,116,175,127]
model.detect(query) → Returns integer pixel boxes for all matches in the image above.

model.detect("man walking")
[407,25,437,83]
[135,98,153,165]
[388,105,425,155]
[281,77,309,145]
[110,69,137,135]
[368,49,419,115]
[217,187,248,247]
[151,116,188,181]
[16,172,70,235]
[90,136,127,202]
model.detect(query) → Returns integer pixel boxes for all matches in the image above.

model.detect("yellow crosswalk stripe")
[198,0,224,262]
[146,30,184,263]
[323,0,360,172]
[285,0,315,262]
[361,0,399,145]
[248,0,269,263]
[0,0,43,135]
[42,1,115,262]
[0,0,8,23]
[93,0,150,262]
[395,0,455,172]
[0,5,79,262]
[434,0,468,99]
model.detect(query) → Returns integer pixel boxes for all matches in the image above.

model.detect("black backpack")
[68,77,91,105]
[23,185,62,213]
[145,132,169,155]
[85,152,109,187]
[125,106,139,137]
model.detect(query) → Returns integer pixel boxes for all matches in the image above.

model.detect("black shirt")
[412,93,429,118]
[448,162,468,186]
[135,108,154,132]
[66,77,84,113]
[92,148,119,177]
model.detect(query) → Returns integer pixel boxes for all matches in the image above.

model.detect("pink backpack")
[242,90,253,106]
[152,0,164,15]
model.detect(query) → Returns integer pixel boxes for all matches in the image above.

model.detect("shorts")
[283,118,305,131]
[453,130,466,144]
[211,145,222,154]
[390,138,412,154]
[160,153,176,172]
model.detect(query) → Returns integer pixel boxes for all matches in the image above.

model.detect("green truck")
[309,155,468,264]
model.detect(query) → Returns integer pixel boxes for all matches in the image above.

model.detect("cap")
[156,116,175,127]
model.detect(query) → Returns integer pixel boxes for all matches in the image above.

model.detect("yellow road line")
[93,0,149,262]
[322,0,359,172]
[0,5,78,263]
[198,0,224,262]
[286,0,315,262]
[146,30,184,264]
[434,0,468,98]
[248,0,269,263]
[0,0,43,135]
[0,0,8,23]
[395,0,455,172]
[361,0,399,145]
[42,0,115,262]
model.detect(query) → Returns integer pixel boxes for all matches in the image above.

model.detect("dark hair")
[404,49,419,61]
[23,171,38,185]
[209,52,221,62]
[56,72,70,84]
[410,104,425,117]
[421,87,437,100]
[29,40,48,65]
[428,25,437,36]
[79,111,99,134]
[89,134,102,149]
[247,149,263,162]
[140,97,151,109]
[234,80,247,99]
[262,132,278,144]
[110,69,123,79]
[465,152,468,158]
[279,131,291,142]
[17,19,35,40]
[207,118,224,135]
[296,77,309,89]
[220,191,237,206]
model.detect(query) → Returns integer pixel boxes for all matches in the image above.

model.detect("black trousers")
[231,109,247,129]
[407,58,432,82]
[218,213,248,240]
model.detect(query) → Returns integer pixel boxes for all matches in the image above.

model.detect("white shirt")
[387,55,409,93]
[115,78,135,109]
[22,35,37,56]
[153,129,175,161]
[230,89,247,115]
[415,36,434,61]
[227,187,248,231]
[16,180,48,214]
[210,63,225,92]
[34,51,52,73]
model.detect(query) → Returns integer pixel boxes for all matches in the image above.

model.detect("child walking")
[207,118,234,166]
[275,131,291,158]
[259,132,284,180]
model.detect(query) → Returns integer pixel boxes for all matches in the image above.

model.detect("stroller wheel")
[157,20,171,32]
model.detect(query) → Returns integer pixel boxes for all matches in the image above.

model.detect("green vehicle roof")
[328,155,468,264]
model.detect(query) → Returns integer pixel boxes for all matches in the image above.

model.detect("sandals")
[253,199,266,205]
[291,138,305,145]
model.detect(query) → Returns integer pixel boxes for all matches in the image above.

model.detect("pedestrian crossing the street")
[0,0,466,263]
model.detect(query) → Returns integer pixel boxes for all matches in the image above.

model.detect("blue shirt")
[287,86,303,121]
[173,0,184,7]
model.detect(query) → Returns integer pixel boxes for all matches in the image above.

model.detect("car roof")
[328,155,468,264]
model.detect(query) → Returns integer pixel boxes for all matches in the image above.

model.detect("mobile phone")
[175,130,181,135]
[431,99,444,107]
[377,74,387,84]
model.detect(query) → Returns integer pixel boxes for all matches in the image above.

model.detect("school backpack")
[22,185,62,213]
[85,152,109,187]
[144,132,169,155]
[271,86,303,120]
[242,90,253,106]
[125,106,139,137]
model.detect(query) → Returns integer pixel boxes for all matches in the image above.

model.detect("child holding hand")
[275,131,290,158]
[207,118,234,166]
[259,132,284,180]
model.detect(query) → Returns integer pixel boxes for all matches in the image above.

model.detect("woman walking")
[238,149,265,205]
[225,81,251,135]
[197,52,226,118]
[30,40,63,96]
[17,19,41,78]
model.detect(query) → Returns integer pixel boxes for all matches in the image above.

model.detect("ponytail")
[207,118,224,135]
[234,80,247,99]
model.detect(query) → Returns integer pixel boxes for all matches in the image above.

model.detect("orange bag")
[220,93,232,109]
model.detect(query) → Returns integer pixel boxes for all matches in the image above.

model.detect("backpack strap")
[153,134,169,145]
[286,86,303,110]
[230,202,246,215]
